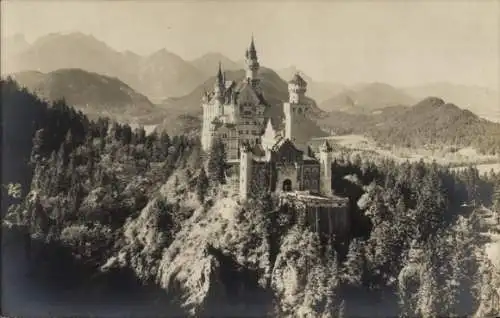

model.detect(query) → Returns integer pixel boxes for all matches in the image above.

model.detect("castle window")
[312,180,318,187]
[304,180,310,187]
[312,167,319,174]
[282,179,292,192]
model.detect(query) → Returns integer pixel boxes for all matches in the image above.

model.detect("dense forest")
[2,78,500,317]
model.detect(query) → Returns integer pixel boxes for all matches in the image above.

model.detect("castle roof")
[234,80,269,106]
[225,80,234,89]
[288,73,307,87]
[246,36,258,60]
[216,62,224,86]
[302,153,318,164]
[319,140,333,152]
[251,143,266,157]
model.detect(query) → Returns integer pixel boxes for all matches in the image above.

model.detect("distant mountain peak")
[415,96,445,108]
[191,52,241,77]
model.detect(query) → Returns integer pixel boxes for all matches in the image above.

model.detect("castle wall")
[298,163,321,192]
[275,163,299,192]
[304,204,349,239]
[319,152,333,196]
[283,101,310,154]
[215,125,239,160]
[202,101,222,151]
[239,151,252,200]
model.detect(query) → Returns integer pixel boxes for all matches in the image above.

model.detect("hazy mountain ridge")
[403,82,500,123]
[4,32,206,101]
[190,52,244,78]
[276,66,345,103]
[318,97,500,154]
[9,69,166,124]
[319,82,416,113]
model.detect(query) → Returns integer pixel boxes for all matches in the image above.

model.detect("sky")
[2,0,499,89]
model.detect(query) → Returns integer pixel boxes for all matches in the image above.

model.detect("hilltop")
[318,97,500,154]
[403,82,500,123]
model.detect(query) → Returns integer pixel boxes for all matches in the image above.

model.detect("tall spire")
[214,61,224,97]
[246,35,258,60]
[216,61,224,84]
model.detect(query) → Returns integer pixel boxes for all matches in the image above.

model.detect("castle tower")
[239,144,253,200]
[201,63,226,152]
[214,62,225,99]
[319,140,333,196]
[245,36,260,90]
[284,73,309,152]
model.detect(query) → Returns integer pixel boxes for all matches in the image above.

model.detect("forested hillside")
[318,97,500,154]
[2,79,500,317]
[9,69,165,124]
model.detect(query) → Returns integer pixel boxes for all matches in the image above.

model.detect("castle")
[201,37,349,237]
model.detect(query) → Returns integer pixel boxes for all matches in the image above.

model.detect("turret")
[319,140,333,196]
[283,73,309,151]
[214,62,225,98]
[288,73,307,104]
[245,36,260,88]
[239,144,253,200]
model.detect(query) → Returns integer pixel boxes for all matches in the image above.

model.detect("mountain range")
[3,31,499,143]
[403,82,500,123]
[2,32,205,102]
[276,66,345,104]
[190,52,244,79]
[317,97,500,154]
[9,69,165,124]
[319,82,416,113]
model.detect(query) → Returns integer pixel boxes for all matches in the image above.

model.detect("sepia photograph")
[1,0,499,317]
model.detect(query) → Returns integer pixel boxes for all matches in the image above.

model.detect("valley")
[318,134,500,170]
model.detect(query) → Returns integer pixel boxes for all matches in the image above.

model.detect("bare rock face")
[156,196,272,315]
[100,173,343,317]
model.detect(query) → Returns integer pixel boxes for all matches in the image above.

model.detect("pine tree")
[493,181,500,222]
[342,238,366,286]
[31,128,46,162]
[196,167,209,202]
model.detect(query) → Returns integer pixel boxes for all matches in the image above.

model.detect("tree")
[207,138,227,185]
[196,167,209,202]
[493,182,500,222]
[30,128,46,162]
[342,238,366,286]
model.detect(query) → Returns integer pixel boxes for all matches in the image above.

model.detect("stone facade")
[201,36,350,237]
[201,37,266,158]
